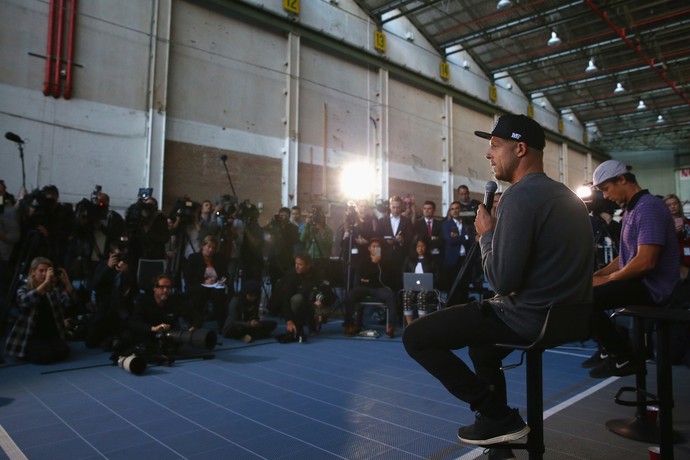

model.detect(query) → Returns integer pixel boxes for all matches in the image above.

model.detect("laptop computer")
[403,272,434,291]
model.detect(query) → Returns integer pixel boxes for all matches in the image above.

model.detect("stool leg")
[526,351,545,460]
[657,320,674,459]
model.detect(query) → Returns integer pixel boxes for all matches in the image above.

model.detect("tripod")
[445,240,481,306]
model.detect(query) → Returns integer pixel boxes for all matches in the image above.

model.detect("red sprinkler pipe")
[63,0,76,100]
[584,0,690,108]
[43,0,56,96]
[52,0,65,98]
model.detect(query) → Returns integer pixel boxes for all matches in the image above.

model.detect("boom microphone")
[5,132,24,144]
[219,154,228,162]
[483,180,498,213]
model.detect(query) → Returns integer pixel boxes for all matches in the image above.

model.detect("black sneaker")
[485,447,517,460]
[581,350,608,369]
[588,356,643,379]
[457,409,530,445]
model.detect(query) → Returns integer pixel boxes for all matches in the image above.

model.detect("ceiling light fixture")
[497,0,513,10]
[657,115,664,123]
[585,59,598,73]
[637,100,647,110]
[547,31,561,47]
[614,83,625,94]
[462,60,470,69]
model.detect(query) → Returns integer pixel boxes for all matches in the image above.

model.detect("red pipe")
[63,0,76,100]
[43,0,55,96]
[584,0,690,108]
[53,0,65,98]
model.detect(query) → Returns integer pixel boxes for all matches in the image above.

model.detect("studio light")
[637,100,647,110]
[547,31,561,47]
[585,59,598,73]
[613,83,625,94]
[340,162,375,201]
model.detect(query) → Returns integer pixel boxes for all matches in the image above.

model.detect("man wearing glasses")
[127,273,191,345]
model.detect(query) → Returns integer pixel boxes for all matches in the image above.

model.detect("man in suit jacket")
[413,200,443,265]
[376,195,413,293]
[442,201,476,304]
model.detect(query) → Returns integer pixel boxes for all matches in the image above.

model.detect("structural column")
[283,32,300,207]
[441,94,454,212]
[145,0,172,202]
[375,68,389,202]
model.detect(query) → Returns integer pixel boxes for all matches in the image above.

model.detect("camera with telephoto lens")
[155,328,218,352]
[116,353,147,375]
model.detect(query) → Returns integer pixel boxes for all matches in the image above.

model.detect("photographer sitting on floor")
[125,273,191,347]
[221,280,277,343]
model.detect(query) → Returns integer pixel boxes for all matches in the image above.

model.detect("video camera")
[124,187,158,231]
[170,197,200,228]
[309,205,326,226]
[583,189,619,216]
[345,201,358,227]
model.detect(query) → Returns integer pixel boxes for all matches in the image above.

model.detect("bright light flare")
[340,162,375,201]
[576,185,592,199]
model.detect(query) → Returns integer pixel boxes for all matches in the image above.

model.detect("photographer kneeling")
[5,257,74,364]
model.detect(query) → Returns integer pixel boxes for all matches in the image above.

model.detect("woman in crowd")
[664,193,690,280]
[184,235,231,330]
[4,257,74,364]
[401,234,440,326]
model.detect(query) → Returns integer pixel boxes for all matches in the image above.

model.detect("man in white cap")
[582,160,679,378]
[404,114,593,455]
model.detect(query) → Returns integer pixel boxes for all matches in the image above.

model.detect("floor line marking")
[0,424,28,460]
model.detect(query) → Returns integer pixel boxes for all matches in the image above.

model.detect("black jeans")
[591,279,655,357]
[403,301,528,411]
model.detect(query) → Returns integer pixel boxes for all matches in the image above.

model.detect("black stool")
[492,302,592,460]
[606,305,690,460]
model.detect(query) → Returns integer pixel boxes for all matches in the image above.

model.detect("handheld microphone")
[219,154,228,162]
[5,132,24,144]
[483,180,498,213]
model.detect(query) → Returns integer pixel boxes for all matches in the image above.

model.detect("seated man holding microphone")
[403,114,593,455]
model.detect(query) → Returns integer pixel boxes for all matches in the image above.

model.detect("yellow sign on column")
[527,103,534,118]
[489,84,497,103]
[374,30,387,53]
[284,0,300,14]
[440,61,450,81]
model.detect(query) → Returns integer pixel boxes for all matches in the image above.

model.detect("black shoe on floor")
[457,409,530,446]
[588,356,643,379]
[581,349,608,369]
[486,447,517,460]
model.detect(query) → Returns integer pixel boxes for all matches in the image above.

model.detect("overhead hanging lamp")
[497,0,513,10]
[613,83,625,94]
[547,31,561,47]
[585,59,598,73]
[637,100,647,110]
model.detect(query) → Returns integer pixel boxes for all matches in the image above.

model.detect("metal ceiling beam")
[584,0,690,111]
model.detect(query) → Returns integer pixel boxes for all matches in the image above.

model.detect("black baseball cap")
[474,114,546,150]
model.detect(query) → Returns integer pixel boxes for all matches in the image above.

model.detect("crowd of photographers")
[1,179,688,365]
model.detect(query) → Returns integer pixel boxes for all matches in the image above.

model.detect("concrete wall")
[1,0,654,225]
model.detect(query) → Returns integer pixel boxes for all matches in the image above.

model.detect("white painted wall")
[3,0,668,217]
